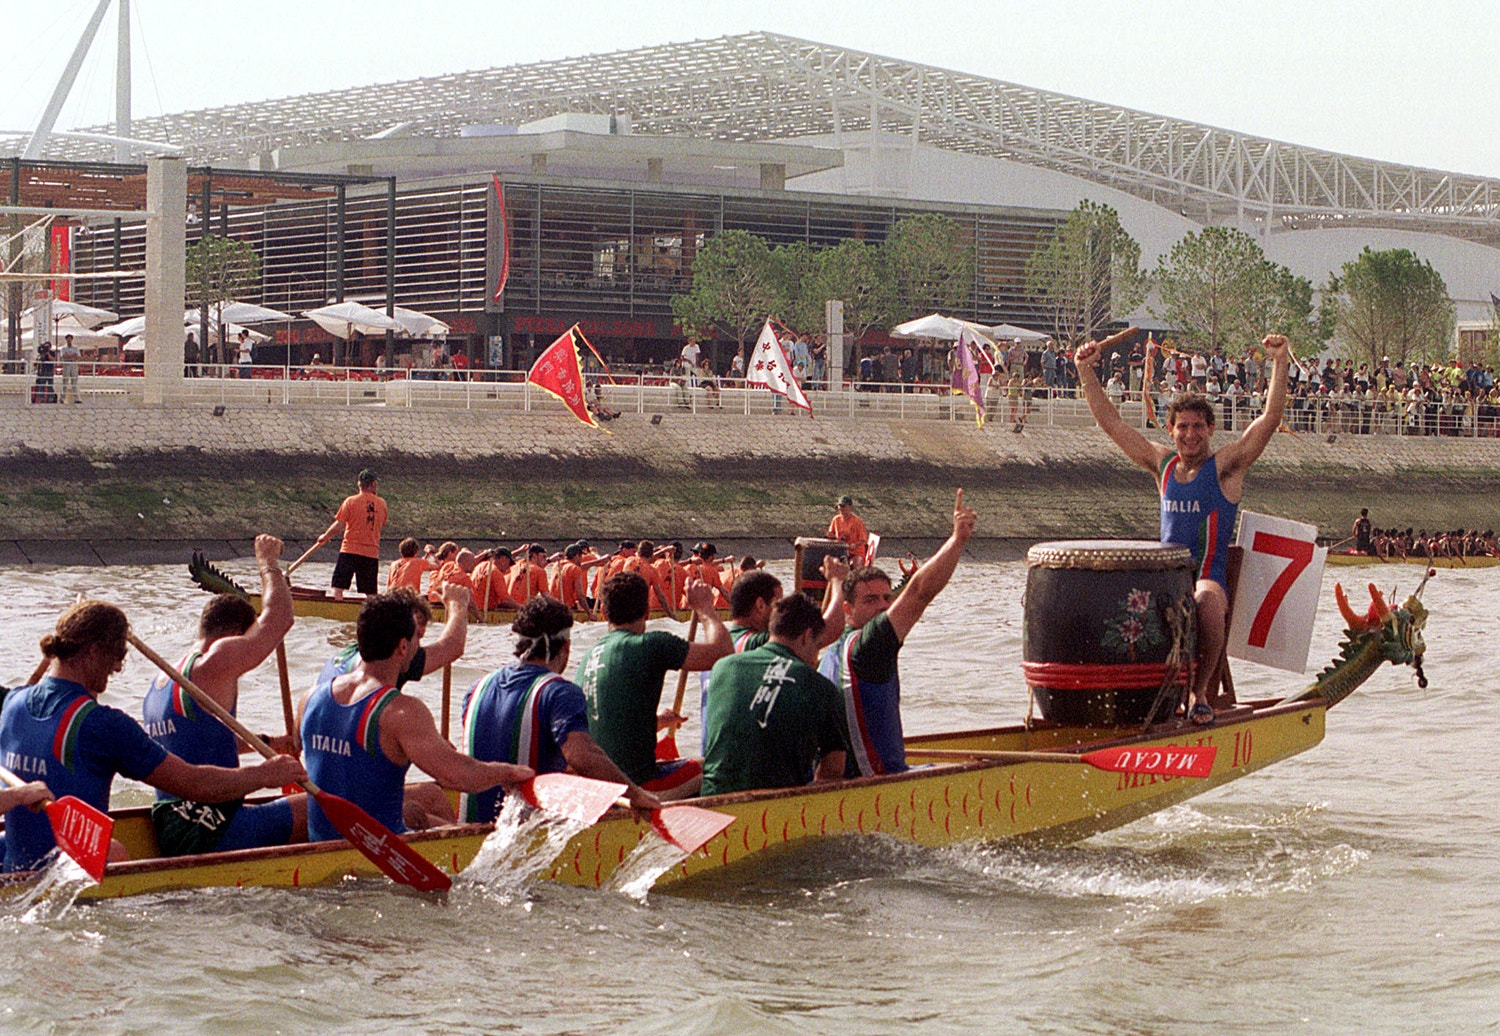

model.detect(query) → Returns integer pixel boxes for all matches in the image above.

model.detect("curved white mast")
[22,0,115,160]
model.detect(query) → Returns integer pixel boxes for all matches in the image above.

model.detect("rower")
[509,544,551,605]
[574,573,731,800]
[827,495,870,566]
[141,534,309,856]
[388,537,437,593]
[297,593,532,842]
[700,594,850,797]
[1075,332,1293,724]
[622,540,677,618]
[315,468,388,602]
[457,595,660,823]
[819,490,976,777]
[428,547,478,605]
[1,601,305,872]
[1353,508,1373,555]
[550,543,595,618]
[471,548,517,613]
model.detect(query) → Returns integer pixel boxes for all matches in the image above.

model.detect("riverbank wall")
[1,403,1497,565]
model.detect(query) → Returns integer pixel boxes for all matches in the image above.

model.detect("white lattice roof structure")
[9,31,1499,243]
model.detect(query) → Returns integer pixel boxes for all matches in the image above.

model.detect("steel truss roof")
[8,32,1497,243]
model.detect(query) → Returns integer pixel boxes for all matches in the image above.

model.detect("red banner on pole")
[50,225,71,302]
[528,327,606,432]
[492,175,510,303]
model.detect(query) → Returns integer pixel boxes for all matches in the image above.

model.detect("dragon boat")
[188,553,727,625]
[1325,551,1500,568]
[8,570,1428,902]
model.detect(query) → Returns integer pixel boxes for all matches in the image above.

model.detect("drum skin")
[1023,540,1196,726]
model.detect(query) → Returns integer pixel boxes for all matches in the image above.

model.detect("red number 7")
[1248,532,1314,648]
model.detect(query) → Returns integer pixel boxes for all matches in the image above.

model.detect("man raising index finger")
[1075,333,1294,726]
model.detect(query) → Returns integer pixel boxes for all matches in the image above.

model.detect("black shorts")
[331,552,379,593]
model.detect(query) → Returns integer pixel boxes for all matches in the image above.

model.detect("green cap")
[837,495,853,506]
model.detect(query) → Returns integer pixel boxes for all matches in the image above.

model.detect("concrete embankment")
[1,403,1497,565]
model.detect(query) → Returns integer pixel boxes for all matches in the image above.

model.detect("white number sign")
[1226,511,1326,673]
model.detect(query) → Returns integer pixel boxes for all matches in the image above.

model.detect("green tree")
[1158,224,1302,355]
[767,241,816,330]
[671,229,777,359]
[884,213,974,317]
[1024,200,1146,346]
[186,236,262,359]
[799,239,896,348]
[1242,261,1327,352]
[1325,247,1456,367]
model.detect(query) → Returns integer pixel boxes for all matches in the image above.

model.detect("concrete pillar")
[825,299,845,390]
[759,163,785,191]
[144,156,186,405]
[646,157,663,183]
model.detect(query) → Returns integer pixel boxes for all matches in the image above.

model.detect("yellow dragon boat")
[5,577,1425,901]
[1325,551,1500,568]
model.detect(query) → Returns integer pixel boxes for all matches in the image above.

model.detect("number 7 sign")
[1226,511,1327,673]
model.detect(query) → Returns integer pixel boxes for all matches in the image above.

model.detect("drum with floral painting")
[1023,540,1196,726]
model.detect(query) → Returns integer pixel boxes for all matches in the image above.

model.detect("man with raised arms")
[297,593,533,842]
[316,469,387,602]
[457,595,660,824]
[819,489,976,778]
[1074,333,1293,725]
[2,601,305,872]
[700,594,850,797]
[574,573,732,800]
[142,534,309,856]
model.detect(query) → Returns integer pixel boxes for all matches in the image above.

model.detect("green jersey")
[701,642,850,797]
[575,628,689,785]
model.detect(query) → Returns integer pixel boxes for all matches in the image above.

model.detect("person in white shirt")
[680,340,701,387]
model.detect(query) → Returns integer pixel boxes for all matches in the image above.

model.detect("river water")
[0,557,1494,1034]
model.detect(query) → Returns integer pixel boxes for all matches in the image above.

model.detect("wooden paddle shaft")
[669,613,700,718]
[441,664,453,741]
[275,643,295,738]
[905,748,1087,765]
[127,632,321,793]
[26,656,48,686]
[285,539,325,577]
[1094,325,1141,351]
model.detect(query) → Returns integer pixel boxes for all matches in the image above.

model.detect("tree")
[1152,226,1285,354]
[1242,261,1327,352]
[186,236,261,360]
[767,241,816,331]
[1325,247,1456,367]
[1024,201,1146,346]
[799,239,896,348]
[884,213,974,317]
[671,229,777,360]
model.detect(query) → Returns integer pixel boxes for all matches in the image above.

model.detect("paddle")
[656,612,699,762]
[284,540,324,579]
[128,632,454,893]
[905,744,1217,779]
[441,664,453,742]
[644,803,735,853]
[516,772,626,825]
[0,764,113,883]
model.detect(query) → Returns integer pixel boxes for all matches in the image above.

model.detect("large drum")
[1023,540,1196,726]
[793,537,849,599]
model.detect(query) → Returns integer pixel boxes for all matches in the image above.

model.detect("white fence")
[1,364,1495,438]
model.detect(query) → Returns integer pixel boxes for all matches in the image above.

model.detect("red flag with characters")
[528,326,607,432]
[491,174,511,302]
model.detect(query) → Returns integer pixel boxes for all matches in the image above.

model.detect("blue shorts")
[642,757,702,792]
[215,797,295,852]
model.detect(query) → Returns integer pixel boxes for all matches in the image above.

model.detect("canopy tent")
[98,314,270,342]
[19,300,118,331]
[890,313,1023,343]
[390,306,449,340]
[302,301,406,339]
[19,320,118,354]
[989,323,1051,342]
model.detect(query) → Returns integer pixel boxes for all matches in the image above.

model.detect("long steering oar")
[0,764,112,883]
[656,612,699,762]
[284,540,324,580]
[128,632,454,892]
[905,744,1217,779]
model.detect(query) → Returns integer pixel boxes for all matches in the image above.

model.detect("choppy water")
[0,557,1494,1034]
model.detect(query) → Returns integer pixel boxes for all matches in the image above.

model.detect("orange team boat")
[3,544,1428,901]
[1325,550,1500,568]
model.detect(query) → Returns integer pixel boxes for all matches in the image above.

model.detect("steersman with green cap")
[828,494,869,565]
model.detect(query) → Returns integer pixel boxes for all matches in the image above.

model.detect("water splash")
[4,852,93,923]
[455,796,592,903]
[607,833,689,902]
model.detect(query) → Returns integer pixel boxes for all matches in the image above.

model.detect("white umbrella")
[20,323,117,353]
[20,300,118,330]
[989,323,1050,342]
[391,306,449,339]
[187,300,294,325]
[98,314,269,342]
[303,301,406,339]
[891,313,1000,342]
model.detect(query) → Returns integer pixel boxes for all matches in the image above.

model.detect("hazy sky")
[5,0,1496,176]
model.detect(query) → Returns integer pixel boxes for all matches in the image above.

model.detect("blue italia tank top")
[301,673,407,842]
[1159,453,1238,589]
[142,652,240,801]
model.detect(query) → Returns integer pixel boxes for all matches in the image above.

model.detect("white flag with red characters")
[747,320,812,414]
[528,327,607,432]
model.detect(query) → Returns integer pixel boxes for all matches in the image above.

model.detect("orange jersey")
[427,560,475,602]
[655,558,688,609]
[388,556,435,592]
[509,562,550,604]
[684,558,729,609]
[594,554,630,598]
[553,560,589,609]
[828,512,869,562]
[623,555,675,612]
[470,560,516,611]
[335,490,387,557]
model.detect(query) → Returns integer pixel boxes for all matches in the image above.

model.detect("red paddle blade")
[517,773,626,826]
[1081,744,1217,779]
[314,791,452,892]
[45,796,113,883]
[655,731,679,762]
[649,805,735,854]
